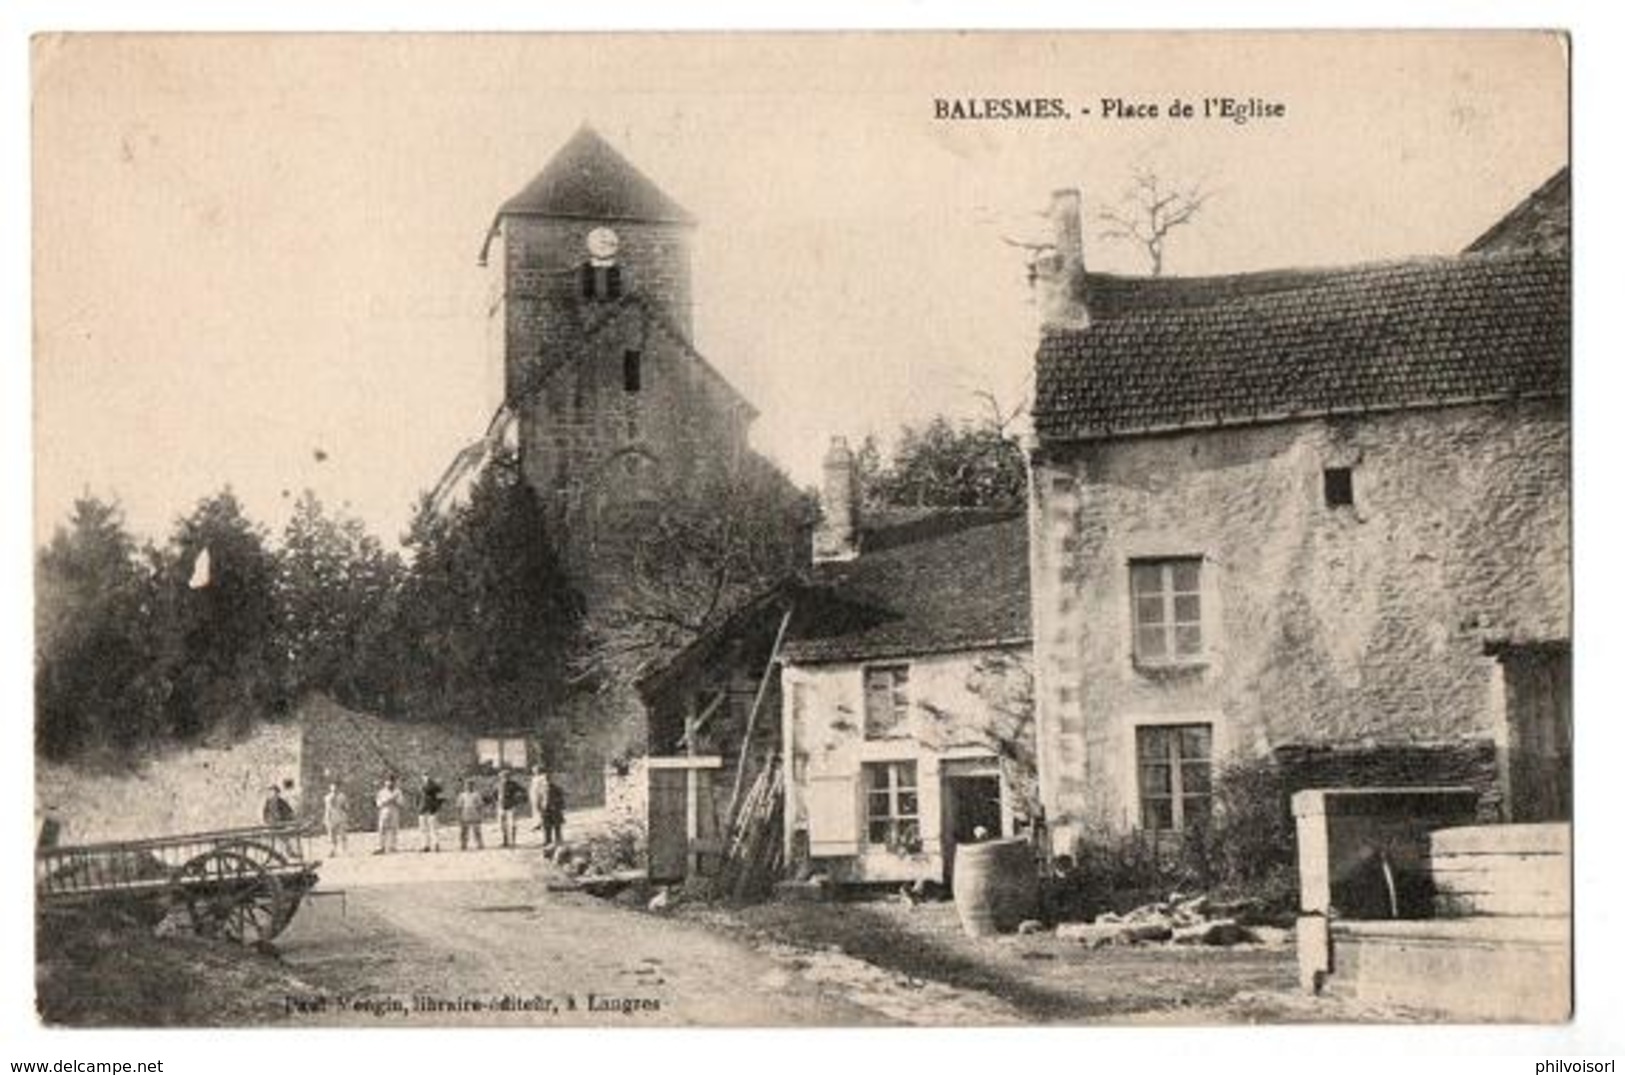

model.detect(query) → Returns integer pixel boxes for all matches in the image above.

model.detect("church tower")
[481,125,759,589]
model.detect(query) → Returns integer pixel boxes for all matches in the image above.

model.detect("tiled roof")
[1465,168,1570,256]
[498,125,695,225]
[780,511,1031,664]
[511,290,757,418]
[1033,252,1569,443]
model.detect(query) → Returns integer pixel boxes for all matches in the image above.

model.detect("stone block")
[1172,918,1251,946]
[1056,922,1128,948]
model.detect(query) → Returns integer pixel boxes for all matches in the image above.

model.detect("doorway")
[941,767,1004,886]
[1497,642,1571,822]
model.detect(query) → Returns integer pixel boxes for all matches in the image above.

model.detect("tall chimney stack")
[1035,187,1089,332]
[812,436,860,564]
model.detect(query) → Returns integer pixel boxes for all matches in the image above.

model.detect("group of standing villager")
[267,767,567,856]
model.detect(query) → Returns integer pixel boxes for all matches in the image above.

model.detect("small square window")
[1324,467,1354,508]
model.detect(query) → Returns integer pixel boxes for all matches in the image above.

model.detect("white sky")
[33,33,1567,547]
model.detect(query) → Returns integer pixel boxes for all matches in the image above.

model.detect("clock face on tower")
[586,226,621,262]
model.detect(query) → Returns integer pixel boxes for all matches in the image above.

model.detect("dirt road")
[272,865,905,1027]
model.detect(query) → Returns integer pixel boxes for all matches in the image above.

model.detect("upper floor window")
[863,664,911,739]
[623,350,642,393]
[1130,557,1203,665]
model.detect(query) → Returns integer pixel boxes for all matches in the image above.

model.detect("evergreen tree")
[392,450,580,729]
[35,496,163,759]
[156,489,283,739]
[275,490,403,711]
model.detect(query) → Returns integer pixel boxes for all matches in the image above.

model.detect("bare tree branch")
[1096,166,1215,276]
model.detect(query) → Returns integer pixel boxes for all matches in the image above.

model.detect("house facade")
[1025,175,1570,854]
[780,440,1035,885]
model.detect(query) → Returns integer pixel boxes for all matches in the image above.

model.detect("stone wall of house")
[603,757,649,835]
[783,646,1033,884]
[1272,740,1503,822]
[1029,400,1568,846]
[35,721,304,844]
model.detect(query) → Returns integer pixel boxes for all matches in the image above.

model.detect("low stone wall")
[296,695,477,831]
[1274,739,1503,822]
[35,721,304,844]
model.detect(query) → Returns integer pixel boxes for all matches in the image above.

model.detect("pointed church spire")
[497,124,695,225]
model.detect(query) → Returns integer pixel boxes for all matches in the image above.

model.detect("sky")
[32,32,1568,548]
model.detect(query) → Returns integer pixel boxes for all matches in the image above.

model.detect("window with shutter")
[863,665,911,739]
[806,774,860,856]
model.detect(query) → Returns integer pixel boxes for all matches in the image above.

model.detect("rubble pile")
[1054,892,1283,949]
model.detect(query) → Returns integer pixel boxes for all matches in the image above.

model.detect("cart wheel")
[175,848,289,945]
[226,838,292,872]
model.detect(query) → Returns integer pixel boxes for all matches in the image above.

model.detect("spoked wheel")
[175,848,289,945]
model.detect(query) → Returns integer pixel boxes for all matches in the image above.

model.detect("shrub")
[579,824,643,877]
[1061,755,1299,919]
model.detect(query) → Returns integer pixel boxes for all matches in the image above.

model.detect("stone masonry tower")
[481,125,759,595]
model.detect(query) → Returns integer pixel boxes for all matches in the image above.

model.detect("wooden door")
[1503,644,1572,822]
[648,767,689,881]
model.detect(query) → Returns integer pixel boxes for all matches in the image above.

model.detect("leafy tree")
[862,412,1027,511]
[155,489,283,739]
[275,490,403,711]
[577,454,813,688]
[35,496,164,759]
[391,450,581,729]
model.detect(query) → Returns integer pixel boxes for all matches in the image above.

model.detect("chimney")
[1035,187,1089,332]
[812,436,860,564]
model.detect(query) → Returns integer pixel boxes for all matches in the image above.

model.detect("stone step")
[1328,917,1570,1021]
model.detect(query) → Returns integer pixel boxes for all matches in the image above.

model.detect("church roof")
[497,125,696,225]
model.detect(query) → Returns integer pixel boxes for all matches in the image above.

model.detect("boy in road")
[498,769,525,848]
[418,771,445,853]
[455,777,484,851]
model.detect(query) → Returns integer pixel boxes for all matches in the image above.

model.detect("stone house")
[1024,172,1570,856]
[634,438,1036,887]
[780,440,1034,886]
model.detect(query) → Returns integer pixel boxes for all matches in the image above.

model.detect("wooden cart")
[35,824,321,945]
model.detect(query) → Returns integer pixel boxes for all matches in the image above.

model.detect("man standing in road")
[375,775,403,854]
[263,784,295,826]
[542,774,566,849]
[456,778,484,850]
[529,764,548,832]
[418,771,445,853]
[498,769,524,848]
[322,779,350,856]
